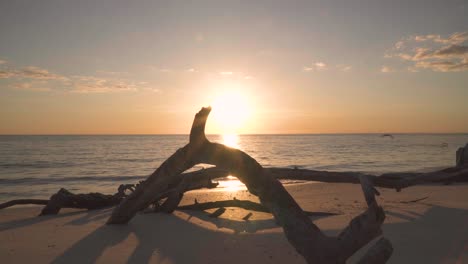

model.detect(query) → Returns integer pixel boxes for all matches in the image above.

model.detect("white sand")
[1,182,467,263]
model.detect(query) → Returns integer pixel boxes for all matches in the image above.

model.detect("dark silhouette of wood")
[0,199,49,209]
[40,188,124,215]
[166,165,468,193]
[0,168,221,212]
[107,107,391,264]
[2,155,465,212]
[456,143,468,167]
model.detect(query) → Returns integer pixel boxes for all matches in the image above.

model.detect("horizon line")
[1,132,468,136]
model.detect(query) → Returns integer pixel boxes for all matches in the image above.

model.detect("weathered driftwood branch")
[107,107,390,264]
[456,143,468,167]
[39,188,124,215]
[0,199,49,209]
[2,153,465,212]
[175,199,339,217]
[164,164,468,194]
[0,170,220,212]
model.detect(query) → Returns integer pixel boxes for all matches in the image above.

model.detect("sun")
[210,90,251,134]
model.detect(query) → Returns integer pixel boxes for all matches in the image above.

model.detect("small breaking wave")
[0,175,147,185]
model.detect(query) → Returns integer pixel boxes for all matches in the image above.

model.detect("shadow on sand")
[51,210,307,264]
[4,204,465,264]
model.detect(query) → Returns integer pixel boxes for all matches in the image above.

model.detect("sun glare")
[210,90,251,134]
[222,134,239,148]
[217,175,246,191]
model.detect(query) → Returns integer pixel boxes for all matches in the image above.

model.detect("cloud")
[186,68,196,72]
[148,66,173,73]
[20,66,68,80]
[0,59,7,65]
[0,66,68,81]
[337,65,352,72]
[1,63,146,93]
[411,45,468,60]
[414,58,468,72]
[386,31,468,72]
[9,82,51,92]
[70,75,139,93]
[303,62,328,72]
[96,70,129,75]
[219,71,233,75]
[380,66,393,73]
[304,62,353,72]
[413,31,468,45]
[0,69,17,78]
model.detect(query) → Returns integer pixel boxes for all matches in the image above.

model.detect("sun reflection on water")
[222,134,239,148]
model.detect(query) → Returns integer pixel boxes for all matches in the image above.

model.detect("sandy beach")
[0,182,467,264]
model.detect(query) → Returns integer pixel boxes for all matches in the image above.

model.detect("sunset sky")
[1,0,467,134]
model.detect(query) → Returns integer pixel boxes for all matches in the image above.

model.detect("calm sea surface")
[0,134,467,201]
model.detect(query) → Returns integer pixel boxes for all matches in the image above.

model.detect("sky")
[0,0,467,134]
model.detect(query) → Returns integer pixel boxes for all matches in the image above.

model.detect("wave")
[0,161,75,169]
[0,175,147,185]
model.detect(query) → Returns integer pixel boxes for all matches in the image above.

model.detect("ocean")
[0,134,467,201]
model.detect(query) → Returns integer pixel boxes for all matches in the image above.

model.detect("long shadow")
[9,205,467,263]
[65,207,113,226]
[178,209,335,234]
[0,207,86,232]
[383,205,468,264]
[51,212,303,264]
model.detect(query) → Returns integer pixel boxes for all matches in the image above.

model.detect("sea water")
[0,134,467,200]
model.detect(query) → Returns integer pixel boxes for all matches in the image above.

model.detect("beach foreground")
[1,182,467,264]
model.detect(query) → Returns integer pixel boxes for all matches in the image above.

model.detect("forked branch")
[107,107,392,263]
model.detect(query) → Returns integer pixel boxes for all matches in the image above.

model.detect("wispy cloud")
[413,31,468,45]
[337,64,352,72]
[69,75,139,93]
[303,62,352,72]
[0,66,68,81]
[9,82,51,92]
[380,66,394,73]
[96,70,129,76]
[303,62,327,72]
[1,62,146,93]
[0,59,7,65]
[414,59,468,72]
[148,66,173,73]
[219,71,234,75]
[386,31,468,72]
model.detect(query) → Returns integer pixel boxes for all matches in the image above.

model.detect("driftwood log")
[39,188,124,215]
[165,164,468,194]
[0,170,221,214]
[456,143,468,167]
[2,164,466,212]
[107,107,390,264]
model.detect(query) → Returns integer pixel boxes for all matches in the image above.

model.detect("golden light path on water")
[215,133,247,191]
